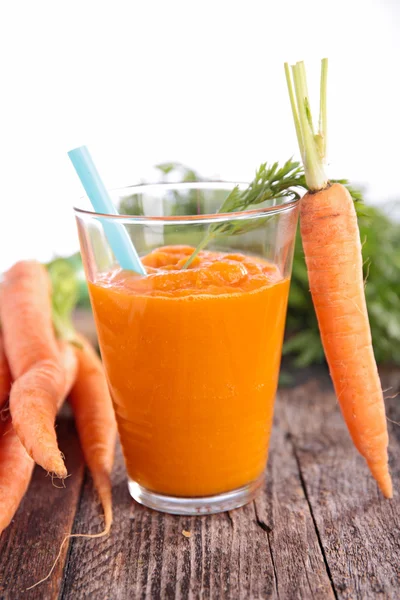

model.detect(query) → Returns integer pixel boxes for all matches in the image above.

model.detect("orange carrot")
[0,335,11,411]
[0,341,78,535]
[0,261,70,478]
[69,334,117,533]
[58,341,79,410]
[285,59,392,497]
[29,335,116,590]
[0,421,34,534]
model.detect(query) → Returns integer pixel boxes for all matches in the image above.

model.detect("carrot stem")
[319,58,328,158]
[285,60,328,191]
[284,63,304,163]
[182,232,214,269]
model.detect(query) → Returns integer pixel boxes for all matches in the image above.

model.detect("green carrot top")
[284,58,329,191]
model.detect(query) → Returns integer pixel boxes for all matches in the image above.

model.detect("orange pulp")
[88,246,290,497]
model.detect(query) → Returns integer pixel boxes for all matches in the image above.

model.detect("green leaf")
[46,258,79,342]
[182,158,304,268]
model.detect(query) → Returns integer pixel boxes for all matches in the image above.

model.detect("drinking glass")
[74,182,299,515]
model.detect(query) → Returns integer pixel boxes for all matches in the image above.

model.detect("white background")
[1,0,399,271]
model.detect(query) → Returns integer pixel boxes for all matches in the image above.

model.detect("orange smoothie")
[88,246,290,497]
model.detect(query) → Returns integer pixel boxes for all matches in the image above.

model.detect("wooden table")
[1,366,399,599]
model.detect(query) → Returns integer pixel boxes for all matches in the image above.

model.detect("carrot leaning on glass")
[285,59,392,497]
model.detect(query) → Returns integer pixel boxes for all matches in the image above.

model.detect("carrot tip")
[379,477,393,499]
[46,461,68,482]
[368,462,393,498]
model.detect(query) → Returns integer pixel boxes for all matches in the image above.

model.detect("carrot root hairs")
[27,526,110,591]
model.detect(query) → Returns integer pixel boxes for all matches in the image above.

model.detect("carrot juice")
[88,245,289,499]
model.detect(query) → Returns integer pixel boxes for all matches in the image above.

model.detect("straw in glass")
[68,145,146,275]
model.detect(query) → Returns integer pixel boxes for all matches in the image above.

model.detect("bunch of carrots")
[0,260,116,538]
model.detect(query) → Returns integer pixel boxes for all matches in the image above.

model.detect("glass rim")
[73,180,301,225]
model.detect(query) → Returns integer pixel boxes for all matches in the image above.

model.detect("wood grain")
[60,393,334,600]
[254,401,335,600]
[1,368,399,599]
[60,449,275,599]
[0,416,85,600]
[281,369,400,600]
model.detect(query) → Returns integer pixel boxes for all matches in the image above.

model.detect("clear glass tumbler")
[74,182,299,515]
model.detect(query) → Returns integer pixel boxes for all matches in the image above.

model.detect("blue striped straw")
[68,146,146,275]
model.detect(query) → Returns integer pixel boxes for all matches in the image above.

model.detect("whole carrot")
[285,59,392,497]
[0,340,78,535]
[0,335,11,410]
[69,334,117,533]
[0,261,69,478]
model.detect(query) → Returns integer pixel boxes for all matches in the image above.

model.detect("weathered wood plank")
[4,368,398,599]
[0,416,85,600]
[62,444,276,600]
[254,399,336,600]
[282,368,400,600]
[61,394,332,600]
